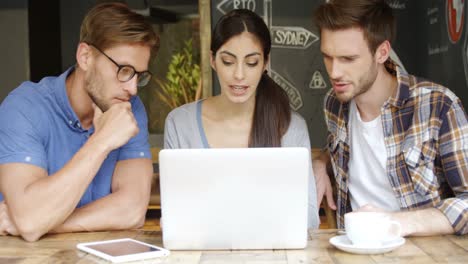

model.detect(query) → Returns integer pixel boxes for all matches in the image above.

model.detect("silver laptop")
[159,147,309,250]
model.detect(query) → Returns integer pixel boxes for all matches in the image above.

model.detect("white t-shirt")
[348,100,400,211]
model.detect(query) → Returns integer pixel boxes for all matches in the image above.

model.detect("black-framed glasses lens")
[116,66,152,87]
[137,72,152,87]
[117,66,135,82]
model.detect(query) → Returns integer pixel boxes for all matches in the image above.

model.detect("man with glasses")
[0,3,159,241]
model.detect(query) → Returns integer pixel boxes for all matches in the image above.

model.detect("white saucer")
[329,235,405,255]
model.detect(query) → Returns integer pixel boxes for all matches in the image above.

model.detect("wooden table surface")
[0,229,466,263]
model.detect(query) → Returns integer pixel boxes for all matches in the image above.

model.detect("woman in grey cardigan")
[163,9,319,229]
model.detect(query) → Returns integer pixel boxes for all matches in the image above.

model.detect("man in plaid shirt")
[313,0,467,236]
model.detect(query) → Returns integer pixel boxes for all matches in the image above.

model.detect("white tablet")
[76,238,170,263]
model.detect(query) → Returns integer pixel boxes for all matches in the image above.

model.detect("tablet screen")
[86,240,160,257]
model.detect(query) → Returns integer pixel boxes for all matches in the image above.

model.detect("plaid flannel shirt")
[324,61,468,235]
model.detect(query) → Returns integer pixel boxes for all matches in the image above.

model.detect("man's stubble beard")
[85,66,110,112]
[336,62,378,103]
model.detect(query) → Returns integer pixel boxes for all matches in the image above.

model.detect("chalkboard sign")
[211,0,329,148]
[389,0,468,106]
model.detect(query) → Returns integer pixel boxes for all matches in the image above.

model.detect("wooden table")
[0,229,466,263]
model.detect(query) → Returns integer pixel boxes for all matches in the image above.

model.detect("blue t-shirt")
[0,68,151,207]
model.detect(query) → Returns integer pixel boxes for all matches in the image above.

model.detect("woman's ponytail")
[249,72,291,147]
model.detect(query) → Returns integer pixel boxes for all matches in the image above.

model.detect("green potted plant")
[154,38,201,109]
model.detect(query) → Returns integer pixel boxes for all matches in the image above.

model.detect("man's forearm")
[312,149,331,177]
[51,189,148,234]
[5,136,111,241]
[51,158,153,234]
[312,147,336,209]
[392,208,454,236]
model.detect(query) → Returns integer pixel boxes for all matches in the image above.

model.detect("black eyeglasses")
[89,44,152,87]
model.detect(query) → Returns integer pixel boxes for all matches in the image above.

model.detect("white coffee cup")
[345,212,401,247]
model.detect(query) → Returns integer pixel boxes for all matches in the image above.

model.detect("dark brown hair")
[80,2,159,54]
[211,9,291,147]
[314,0,395,54]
